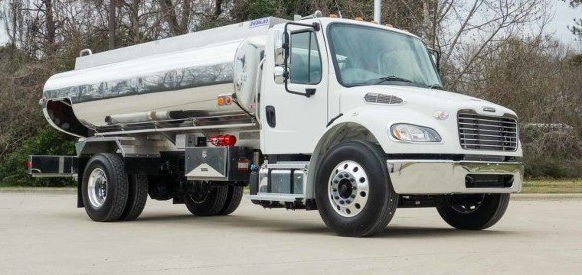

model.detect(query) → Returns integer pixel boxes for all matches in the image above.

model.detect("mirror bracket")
[276,21,321,98]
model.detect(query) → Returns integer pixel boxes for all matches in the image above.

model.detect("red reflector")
[209,135,237,147]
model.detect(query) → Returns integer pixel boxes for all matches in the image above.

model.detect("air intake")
[364,93,404,105]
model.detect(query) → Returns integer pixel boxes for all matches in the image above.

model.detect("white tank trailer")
[30,15,524,237]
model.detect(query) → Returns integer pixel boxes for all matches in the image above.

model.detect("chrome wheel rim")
[87,168,107,208]
[328,160,369,217]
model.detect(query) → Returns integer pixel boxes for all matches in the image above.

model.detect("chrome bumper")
[386,160,523,194]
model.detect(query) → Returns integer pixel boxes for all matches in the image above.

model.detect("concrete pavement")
[0,192,580,274]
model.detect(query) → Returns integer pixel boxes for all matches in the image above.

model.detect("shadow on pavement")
[375,225,515,238]
[132,212,516,238]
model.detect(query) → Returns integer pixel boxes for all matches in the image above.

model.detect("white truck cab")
[30,15,523,237]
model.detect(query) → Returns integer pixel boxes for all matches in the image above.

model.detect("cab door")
[260,24,329,154]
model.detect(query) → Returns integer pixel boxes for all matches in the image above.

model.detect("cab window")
[289,32,322,85]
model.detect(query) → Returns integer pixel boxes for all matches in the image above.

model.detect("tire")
[218,185,244,215]
[184,183,229,216]
[315,140,398,237]
[437,193,510,230]
[81,153,129,222]
[119,174,148,221]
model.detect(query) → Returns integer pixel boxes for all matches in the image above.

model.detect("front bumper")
[387,160,523,194]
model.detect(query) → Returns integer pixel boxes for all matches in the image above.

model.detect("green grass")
[522,179,582,193]
[0,182,21,188]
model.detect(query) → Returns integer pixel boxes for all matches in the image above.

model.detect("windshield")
[328,23,442,88]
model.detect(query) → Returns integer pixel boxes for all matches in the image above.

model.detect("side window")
[289,32,322,84]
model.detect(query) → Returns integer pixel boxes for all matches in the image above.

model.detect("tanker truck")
[28,14,523,237]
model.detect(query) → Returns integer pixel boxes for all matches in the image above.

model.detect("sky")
[0,1,580,49]
[547,0,581,48]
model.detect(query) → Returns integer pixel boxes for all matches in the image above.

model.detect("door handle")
[266,105,276,128]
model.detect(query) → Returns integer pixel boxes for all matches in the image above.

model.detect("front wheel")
[437,194,510,230]
[315,141,398,237]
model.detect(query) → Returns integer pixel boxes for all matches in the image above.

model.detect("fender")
[306,106,454,199]
[306,109,385,199]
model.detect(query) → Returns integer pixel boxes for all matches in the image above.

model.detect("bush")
[523,130,582,179]
[0,126,75,187]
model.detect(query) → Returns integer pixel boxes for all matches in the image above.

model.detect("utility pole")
[374,0,381,24]
[108,0,116,50]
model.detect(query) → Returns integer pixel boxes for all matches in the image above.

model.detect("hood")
[339,85,517,118]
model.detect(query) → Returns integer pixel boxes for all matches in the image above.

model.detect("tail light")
[25,160,32,170]
[209,135,237,147]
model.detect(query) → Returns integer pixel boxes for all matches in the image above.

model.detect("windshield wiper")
[374,75,415,85]
[426,84,444,90]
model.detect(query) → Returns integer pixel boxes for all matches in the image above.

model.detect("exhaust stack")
[374,0,382,24]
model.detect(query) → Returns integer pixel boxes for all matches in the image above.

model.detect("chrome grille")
[458,112,518,151]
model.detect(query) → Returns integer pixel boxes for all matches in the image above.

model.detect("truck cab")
[30,15,523,237]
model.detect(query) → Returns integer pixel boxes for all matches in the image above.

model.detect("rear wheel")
[184,182,229,216]
[437,194,510,230]
[119,174,148,221]
[218,185,244,215]
[315,141,398,237]
[82,153,129,222]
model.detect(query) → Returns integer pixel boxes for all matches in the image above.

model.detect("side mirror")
[275,47,285,66]
[274,31,288,83]
[274,30,287,66]
[427,48,441,72]
[274,66,286,84]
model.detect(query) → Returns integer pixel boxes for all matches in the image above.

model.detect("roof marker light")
[217,95,233,107]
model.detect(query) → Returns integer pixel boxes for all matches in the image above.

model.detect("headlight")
[390,124,441,142]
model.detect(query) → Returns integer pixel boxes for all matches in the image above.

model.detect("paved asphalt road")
[0,192,581,274]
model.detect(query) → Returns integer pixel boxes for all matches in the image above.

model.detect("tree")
[565,0,582,37]
[422,0,549,90]
[109,0,116,49]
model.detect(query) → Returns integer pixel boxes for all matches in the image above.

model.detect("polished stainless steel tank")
[42,17,286,133]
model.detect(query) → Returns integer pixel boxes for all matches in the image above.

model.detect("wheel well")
[306,122,381,199]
